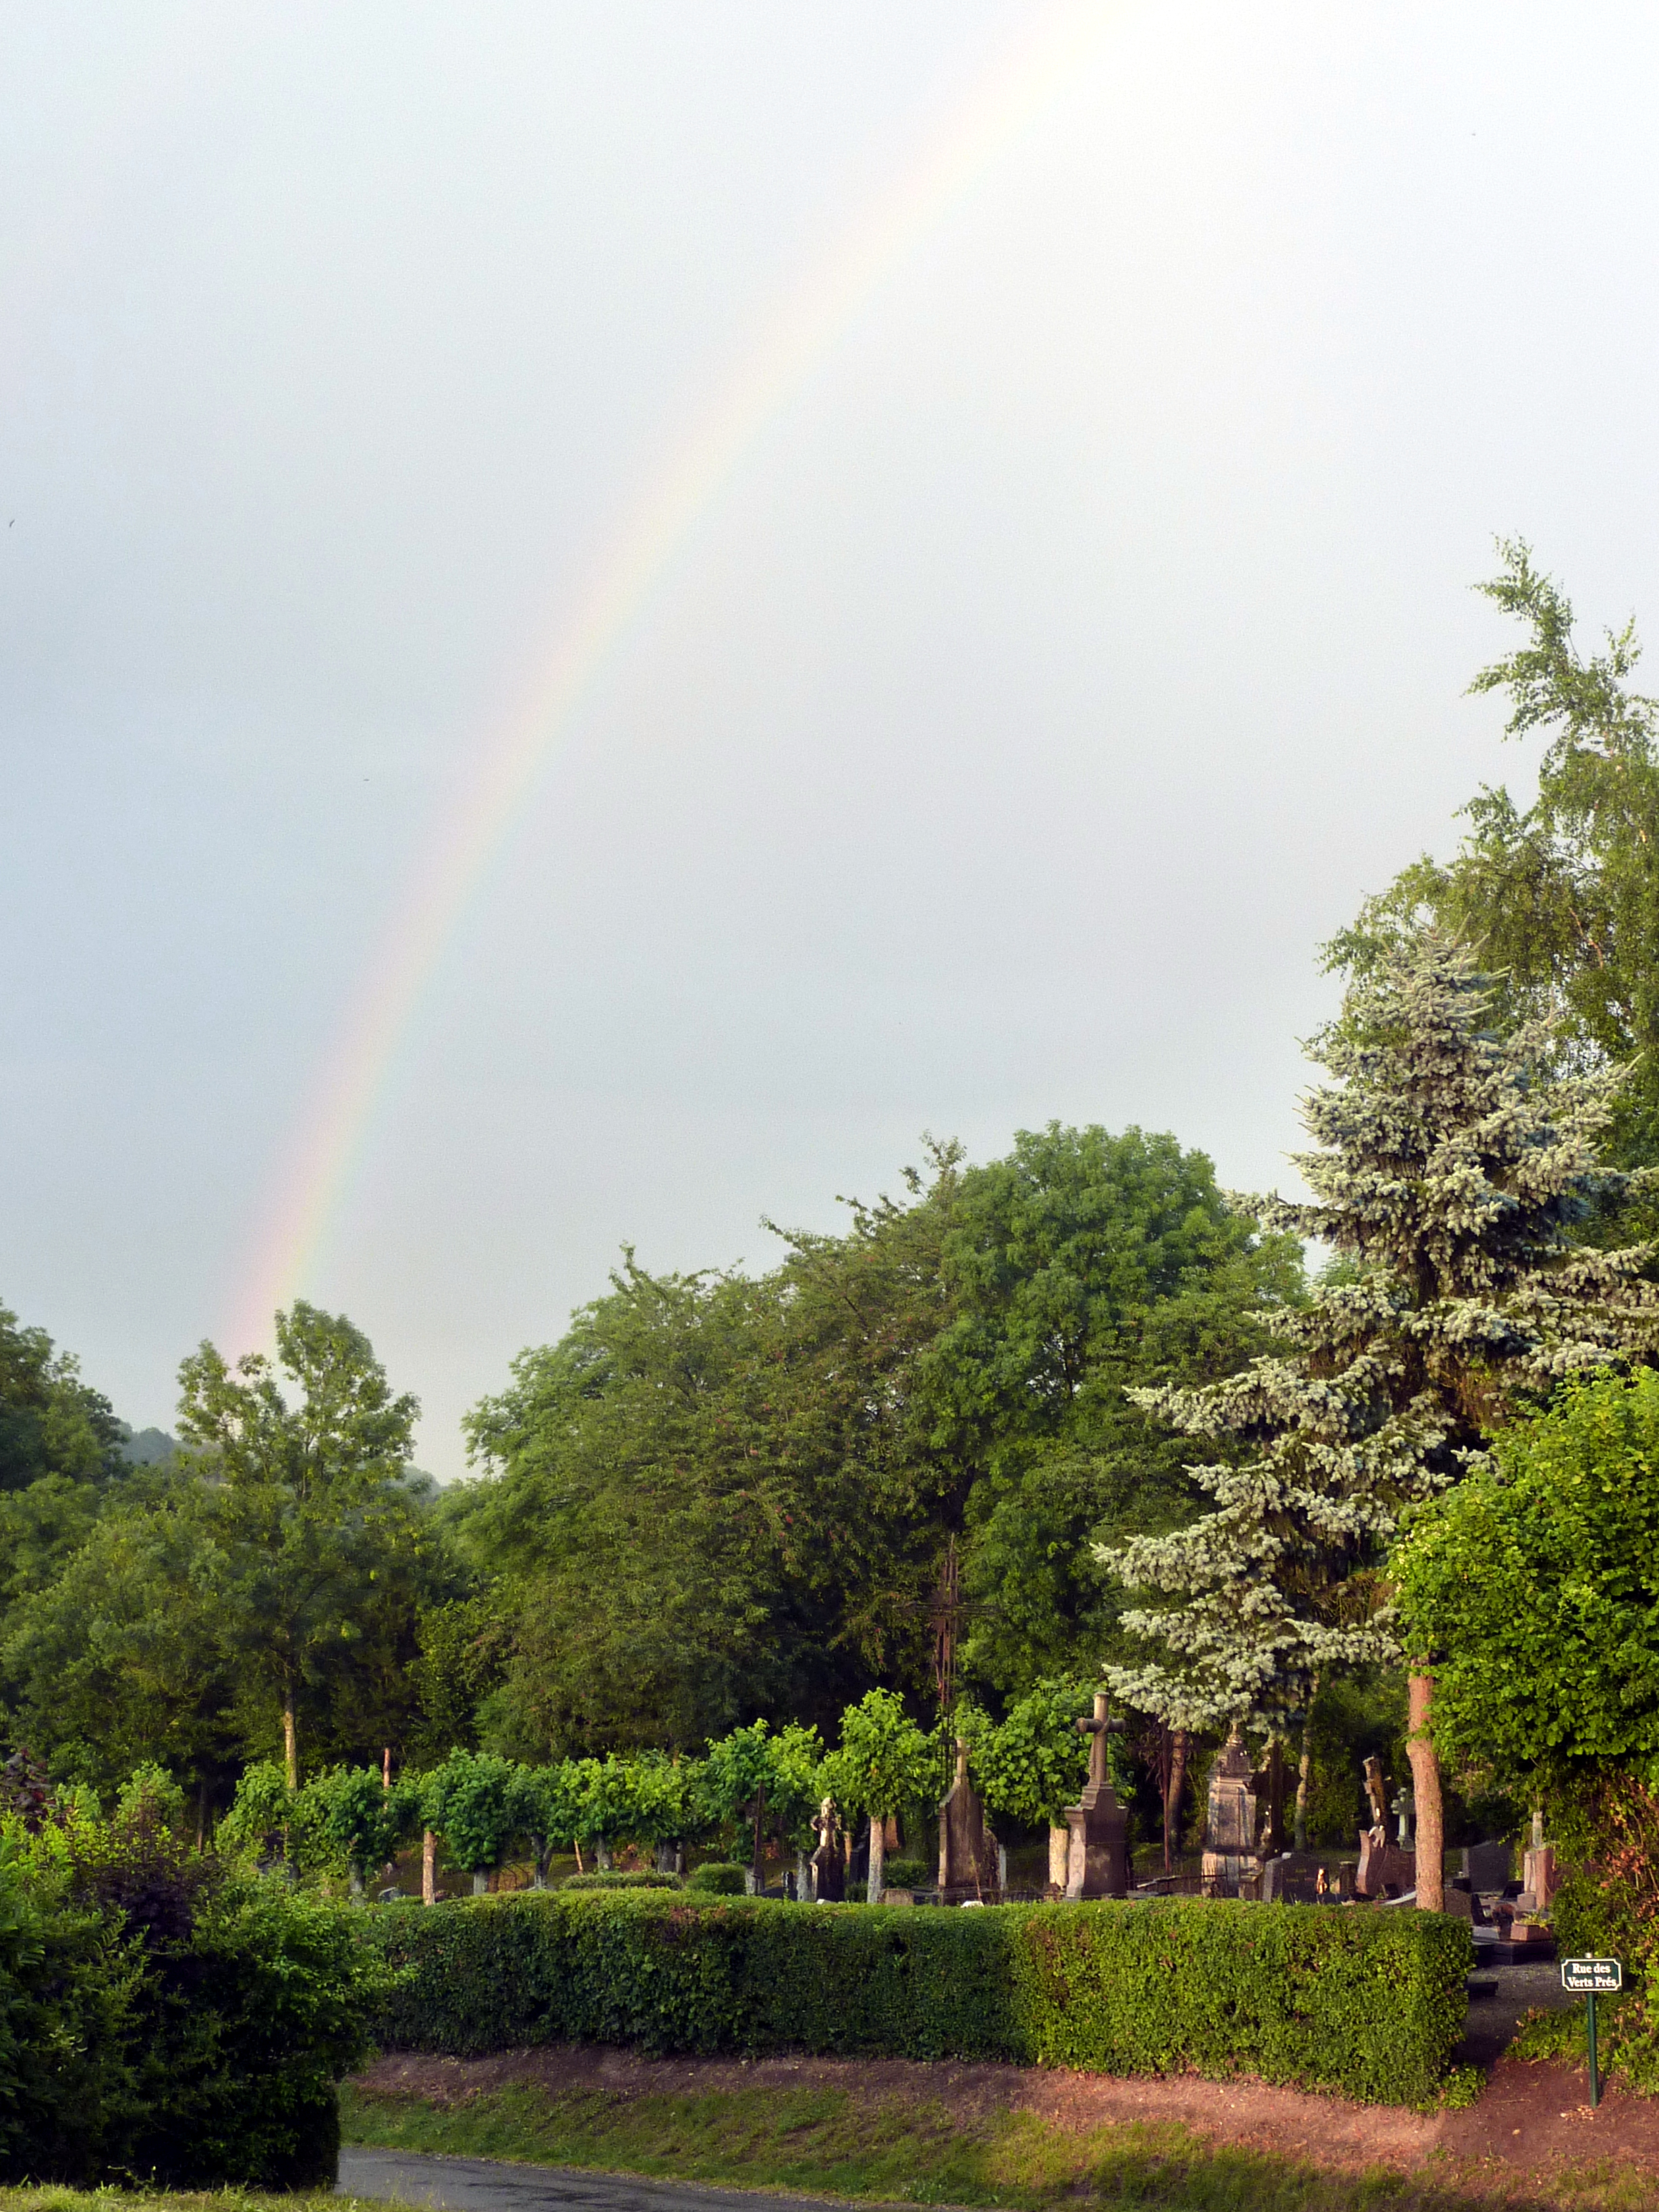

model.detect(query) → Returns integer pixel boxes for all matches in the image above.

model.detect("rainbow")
[226,0,1115,1357]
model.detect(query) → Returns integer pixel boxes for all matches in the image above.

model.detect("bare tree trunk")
[1165,1730,1189,1873]
[281,1690,300,1790]
[383,1745,392,1789]
[867,1814,886,1903]
[752,1783,767,1891]
[1407,1670,1444,1912]
[422,1828,437,1904]
[1295,1674,1320,1853]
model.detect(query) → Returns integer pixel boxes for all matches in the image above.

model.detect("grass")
[341,2080,1654,2212]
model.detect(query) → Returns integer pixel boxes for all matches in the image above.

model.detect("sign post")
[1561,1958,1623,2107]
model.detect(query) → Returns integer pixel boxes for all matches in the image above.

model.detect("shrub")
[882,1858,929,1890]
[364,1890,1471,2106]
[0,1802,378,2186]
[686,1862,748,1894]
[561,1871,681,1891]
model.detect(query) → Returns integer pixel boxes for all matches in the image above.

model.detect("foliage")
[1104,935,1659,1730]
[560,1870,680,1890]
[962,1677,1093,1831]
[176,1301,422,1786]
[457,1130,1301,1753]
[924,1127,1303,1695]
[684,1862,748,1895]
[1394,1371,1659,1795]
[1328,538,1659,1205]
[302,1765,420,1884]
[823,1692,934,1820]
[364,1889,1471,2106]
[0,1303,128,1495]
[418,1749,524,1877]
[0,1791,374,2186]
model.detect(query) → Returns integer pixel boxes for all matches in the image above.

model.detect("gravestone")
[1259,1850,1323,1904]
[809,1796,845,1902]
[1200,1724,1261,1897]
[1519,1842,1559,1913]
[1355,1753,1414,1898]
[937,1737,999,1896]
[1063,1692,1129,1899]
[1462,1840,1511,1893]
[1356,1833,1416,1898]
[1444,1877,1490,1927]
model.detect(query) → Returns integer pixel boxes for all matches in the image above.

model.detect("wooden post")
[1407,1670,1444,1911]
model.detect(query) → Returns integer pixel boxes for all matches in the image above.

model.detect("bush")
[685,1862,748,1895]
[0,1804,377,2186]
[882,1858,929,1890]
[364,1891,1471,2106]
[561,1871,681,1891]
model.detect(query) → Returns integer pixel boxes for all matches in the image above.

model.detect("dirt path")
[355,2045,1659,2192]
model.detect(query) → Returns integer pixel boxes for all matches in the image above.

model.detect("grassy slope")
[342,2080,1652,2212]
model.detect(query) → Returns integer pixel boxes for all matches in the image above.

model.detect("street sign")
[1561,1959,1623,2107]
[1563,1958,1623,1993]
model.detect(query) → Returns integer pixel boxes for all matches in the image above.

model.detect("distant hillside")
[120,1427,177,1466]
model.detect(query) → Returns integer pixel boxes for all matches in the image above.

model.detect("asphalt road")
[339,2149,868,2212]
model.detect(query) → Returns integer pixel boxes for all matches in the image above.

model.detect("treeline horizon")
[7,537,1659,1851]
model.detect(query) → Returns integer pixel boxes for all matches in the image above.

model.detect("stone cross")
[1075,1692,1127,1792]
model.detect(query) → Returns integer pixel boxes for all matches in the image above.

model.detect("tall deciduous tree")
[1104,936,1659,1907]
[177,1302,420,1786]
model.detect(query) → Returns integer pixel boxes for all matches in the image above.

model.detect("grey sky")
[5,2,1658,1478]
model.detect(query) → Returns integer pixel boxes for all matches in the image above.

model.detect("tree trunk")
[752,1783,767,1891]
[1407,1669,1444,1911]
[383,1745,392,1789]
[1164,1730,1189,1873]
[422,1828,437,1905]
[1295,1676,1319,1853]
[281,1691,300,1790]
[1048,1825,1070,1891]
[867,1814,886,1904]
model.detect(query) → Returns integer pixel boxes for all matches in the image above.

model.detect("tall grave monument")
[1200,1724,1260,1897]
[1063,1692,1129,1899]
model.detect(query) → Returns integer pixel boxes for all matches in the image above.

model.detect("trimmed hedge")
[365,1891,1471,2106]
[685,1862,748,1895]
[561,1871,681,1891]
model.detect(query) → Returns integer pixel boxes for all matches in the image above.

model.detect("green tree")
[919,1126,1301,1695]
[301,1765,420,1895]
[1394,1371,1659,1793]
[822,1690,935,1902]
[1329,539,1659,1202]
[418,1750,524,1893]
[1104,937,1659,1907]
[961,1676,1093,1884]
[0,1485,240,1809]
[176,1303,420,1787]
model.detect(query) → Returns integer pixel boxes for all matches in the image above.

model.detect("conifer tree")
[1102,935,1659,1906]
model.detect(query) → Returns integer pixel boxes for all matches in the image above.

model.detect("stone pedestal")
[1063,1692,1129,1899]
[1064,1792,1128,1899]
[1201,1725,1261,1897]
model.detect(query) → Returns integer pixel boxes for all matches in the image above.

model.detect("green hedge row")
[366,1891,1471,2106]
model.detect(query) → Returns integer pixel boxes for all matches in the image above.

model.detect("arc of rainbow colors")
[227,0,1115,1357]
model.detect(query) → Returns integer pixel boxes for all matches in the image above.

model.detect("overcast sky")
[6,1,1659,1478]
